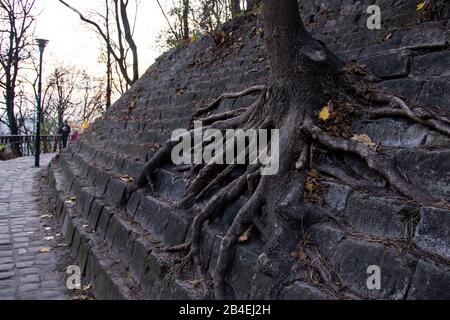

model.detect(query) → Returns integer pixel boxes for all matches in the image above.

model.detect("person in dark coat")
[60,120,71,148]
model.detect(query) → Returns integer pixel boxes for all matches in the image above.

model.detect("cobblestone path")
[0,155,69,300]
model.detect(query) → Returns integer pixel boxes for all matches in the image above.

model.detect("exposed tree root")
[125,8,450,299]
[198,108,247,126]
[352,86,450,137]
[163,167,257,274]
[214,180,265,299]
[371,93,450,136]
[305,118,436,205]
[192,85,267,119]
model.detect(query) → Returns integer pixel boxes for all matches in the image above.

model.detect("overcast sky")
[34,0,168,78]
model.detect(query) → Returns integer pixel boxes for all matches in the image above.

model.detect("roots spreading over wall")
[123,4,450,300]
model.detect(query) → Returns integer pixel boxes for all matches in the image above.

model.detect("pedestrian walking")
[59,120,71,149]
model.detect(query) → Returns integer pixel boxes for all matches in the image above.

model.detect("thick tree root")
[163,169,256,273]
[372,93,450,136]
[354,88,450,136]
[305,119,436,205]
[192,85,267,119]
[198,108,247,126]
[214,180,265,299]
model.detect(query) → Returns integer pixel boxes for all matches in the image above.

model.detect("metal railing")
[0,135,61,157]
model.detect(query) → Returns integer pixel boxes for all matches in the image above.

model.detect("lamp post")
[34,38,48,167]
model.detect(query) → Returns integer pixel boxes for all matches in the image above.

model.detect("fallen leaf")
[82,284,92,291]
[39,247,52,253]
[120,175,134,183]
[238,234,250,243]
[238,226,253,243]
[416,1,426,11]
[66,196,77,205]
[319,105,333,121]
[351,134,377,151]
[40,214,54,219]
[305,181,316,192]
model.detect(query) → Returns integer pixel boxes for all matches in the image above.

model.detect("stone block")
[137,196,189,246]
[418,80,450,111]
[352,118,429,148]
[277,281,329,300]
[343,192,414,239]
[105,178,126,208]
[322,182,351,212]
[407,260,450,300]
[333,239,415,299]
[358,51,411,78]
[411,51,450,77]
[414,207,450,259]
[393,149,450,198]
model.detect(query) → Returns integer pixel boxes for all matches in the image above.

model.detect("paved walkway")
[0,154,69,300]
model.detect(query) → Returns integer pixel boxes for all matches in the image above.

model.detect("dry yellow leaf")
[416,1,426,11]
[318,106,332,121]
[39,247,52,253]
[305,181,316,192]
[40,214,54,219]
[351,134,377,151]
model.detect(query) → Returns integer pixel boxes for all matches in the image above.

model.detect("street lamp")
[34,38,49,167]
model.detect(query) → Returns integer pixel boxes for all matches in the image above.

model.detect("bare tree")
[44,67,78,134]
[157,0,191,44]
[58,0,139,92]
[0,0,36,156]
[79,71,105,123]
[102,0,112,110]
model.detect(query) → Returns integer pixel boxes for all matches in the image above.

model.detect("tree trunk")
[182,0,189,40]
[231,0,241,18]
[105,0,112,110]
[246,0,260,10]
[119,0,139,84]
[5,90,21,157]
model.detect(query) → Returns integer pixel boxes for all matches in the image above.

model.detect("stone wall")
[46,0,450,300]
